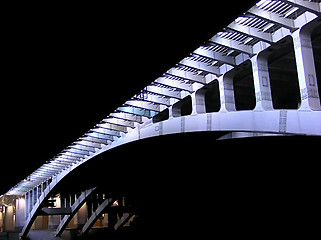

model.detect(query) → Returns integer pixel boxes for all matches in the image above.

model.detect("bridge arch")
[1,1,320,238]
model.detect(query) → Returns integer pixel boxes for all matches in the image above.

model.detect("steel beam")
[154,77,193,92]
[117,106,158,118]
[102,118,135,128]
[179,58,221,76]
[35,169,57,175]
[110,112,143,123]
[74,140,101,149]
[125,100,161,112]
[114,213,134,231]
[279,0,320,15]
[81,197,114,235]
[29,176,47,181]
[193,47,236,66]
[90,129,121,138]
[55,156,81,162]
[134,93,171,106]
[210,35,253,55]
[49,160,73,166]
[42,164,64,170]
[60,152,86,159]
[81,136,109,145]
[227,21,273,43]
[145,85,182,99]
[39,207,72,215]
[85,132,115,141]
[166,67,206,84]
[56,188,97,237]
[70,144,96,153]
[247,6,296,30]
[62,150,87,158]
[57,153,84,160]
[30,172,51,179]
[95,122,128,133]
[65,148,90,156]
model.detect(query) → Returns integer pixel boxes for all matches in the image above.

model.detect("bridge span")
[1,0,320,239]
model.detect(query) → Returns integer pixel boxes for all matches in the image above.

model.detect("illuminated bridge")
[1,0,320,239]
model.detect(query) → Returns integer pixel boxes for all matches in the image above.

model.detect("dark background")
[1,1,258,194]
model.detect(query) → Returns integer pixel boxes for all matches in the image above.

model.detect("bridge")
[1,0,320,239]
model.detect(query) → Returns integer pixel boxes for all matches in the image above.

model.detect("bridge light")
[244,37,254,45]
[284,7,299,18]
[256,0,271,8]
[263,23,274,32]
[235,16,248,24]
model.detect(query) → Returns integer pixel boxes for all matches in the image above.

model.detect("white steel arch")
[0,0,320,238]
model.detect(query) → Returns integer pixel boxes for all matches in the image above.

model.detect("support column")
[293,29,321,111]
[15,198,26,231]
[29,190,33,214]
[4,205,14,231]
[191,92,206,115]
[251,53,273,111]
[32,188,36,209]
[25,193,29,219]
[219,73,236,112]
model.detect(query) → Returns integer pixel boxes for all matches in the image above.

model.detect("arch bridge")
[0,0,320,238]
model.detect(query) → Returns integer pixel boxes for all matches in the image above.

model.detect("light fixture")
[256,0,272,8]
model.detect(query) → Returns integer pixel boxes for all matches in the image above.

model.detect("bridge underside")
[1,1,321,239]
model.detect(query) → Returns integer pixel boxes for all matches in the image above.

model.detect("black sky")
[1,1,258,194]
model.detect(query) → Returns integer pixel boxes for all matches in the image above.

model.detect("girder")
[29,175,47,181]
[81,197,114,235]
[110,112,143,123]
[247,5,296,29]
[56,188,97,237]
[62,150,89,158]
[102,117,135,128]
[70,144,96,153]
[74,140,101,149]
[65,147,90,156]
[134,92,171,106]
[145,85,182,99]
[179,58,221,76]
[279,0,321,15]
[167,67,206,84]
[49,161,72,166]
[210,35,253,55]
[36,168,57,175]
[117,106,157,118]
[42,164,63,170]
[154,77,193,92]
[81,135,110,145]
[125,100,162,112]
[90,128,121,137]
[114,213,134,231]
[31,172,52,179]
[55,156,81,162]
[193,47,236,66]
[227,21,273,43]
[96,122,128,132]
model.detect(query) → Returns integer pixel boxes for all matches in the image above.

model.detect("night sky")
[2,1,269,194]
